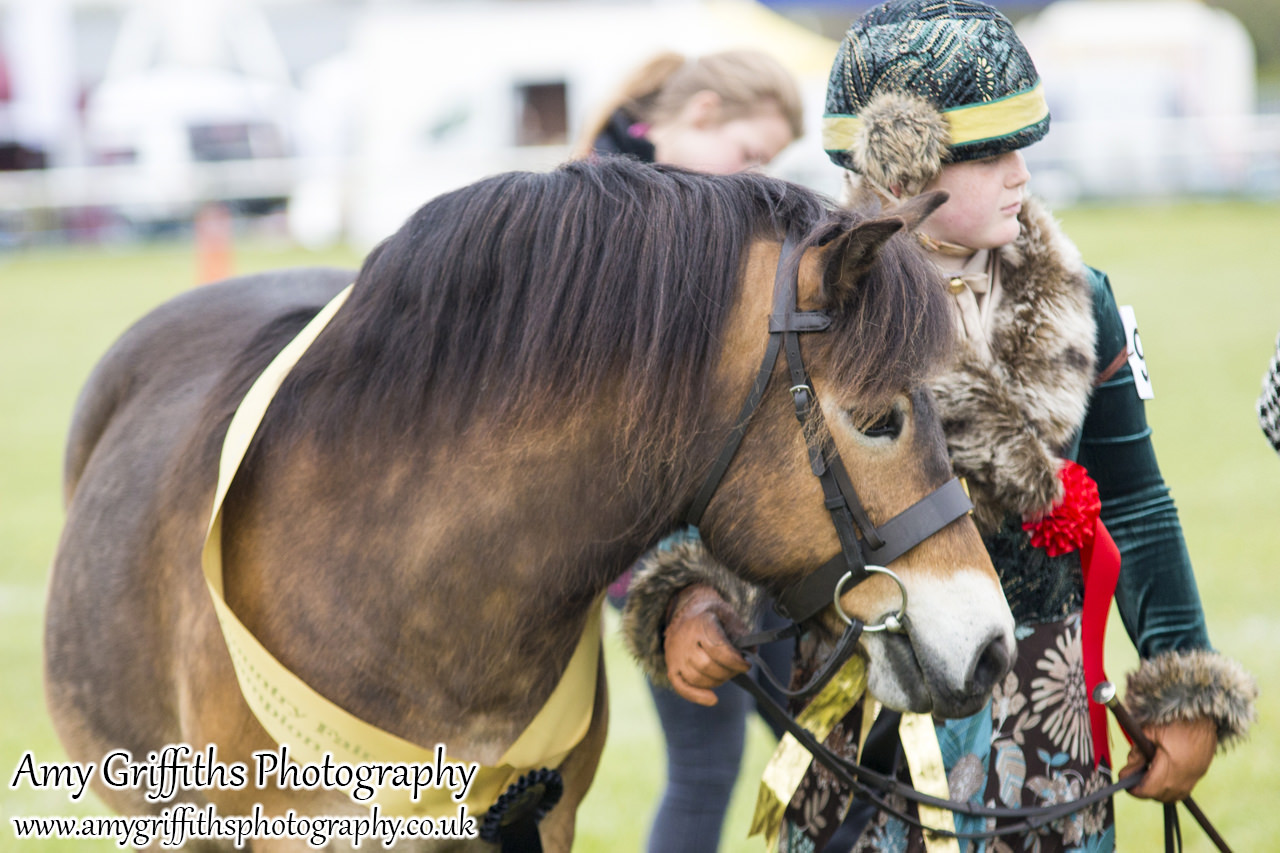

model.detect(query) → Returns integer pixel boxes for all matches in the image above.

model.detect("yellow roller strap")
[202,284,600,816]
[898,712,962,853]
[748,657,867,849]
[823,82,1048,155]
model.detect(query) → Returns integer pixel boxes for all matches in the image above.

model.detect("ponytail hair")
[573,49,804,158]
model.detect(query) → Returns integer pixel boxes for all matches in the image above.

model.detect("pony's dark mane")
[260,157,951,471]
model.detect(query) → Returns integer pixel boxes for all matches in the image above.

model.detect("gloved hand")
[1119,717,1217,802]
[663,583,751,706]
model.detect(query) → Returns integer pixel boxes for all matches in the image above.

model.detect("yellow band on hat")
[823,81,1048,155]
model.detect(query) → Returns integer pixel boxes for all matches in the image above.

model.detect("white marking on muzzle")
[863,568,1016,717]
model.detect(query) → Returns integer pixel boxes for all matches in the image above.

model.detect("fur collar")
[930,195,1098,534]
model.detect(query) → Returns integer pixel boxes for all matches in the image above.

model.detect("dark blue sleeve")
[1075,267,1212,658]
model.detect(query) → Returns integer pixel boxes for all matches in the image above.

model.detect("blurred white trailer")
[1016,0,1259,201]
[293,0,842,248]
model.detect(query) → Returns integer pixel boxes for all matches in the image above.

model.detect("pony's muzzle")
[861,567,1016,718]
[918,621,1017,718]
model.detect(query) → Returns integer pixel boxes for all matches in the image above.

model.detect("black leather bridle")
[683,232,1231,850]
[686,231,972,701]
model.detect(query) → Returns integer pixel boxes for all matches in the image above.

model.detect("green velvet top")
[986,268,1211,659]
[1071,267,1211,659]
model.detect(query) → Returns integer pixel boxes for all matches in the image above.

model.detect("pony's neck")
[278,406,695,615]
[227,355,736,757]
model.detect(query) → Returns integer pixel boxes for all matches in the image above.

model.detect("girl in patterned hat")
[622,2,1256,851]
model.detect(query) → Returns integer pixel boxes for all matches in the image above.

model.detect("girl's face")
[651,93,795,175]
[917,151,1030,250]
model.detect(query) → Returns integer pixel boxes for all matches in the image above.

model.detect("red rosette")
[1023,460,1121,768]
[1022,461,1102,557]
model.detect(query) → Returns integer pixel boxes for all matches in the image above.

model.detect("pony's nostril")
[967,633,1014,696]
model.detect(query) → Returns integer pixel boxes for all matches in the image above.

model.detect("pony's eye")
[859,406,903,440]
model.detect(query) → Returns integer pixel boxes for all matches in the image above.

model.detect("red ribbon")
[1023,461,1122,767]
[1080,517,1121,768]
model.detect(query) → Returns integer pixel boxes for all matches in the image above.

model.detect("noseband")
[686,231,972,698]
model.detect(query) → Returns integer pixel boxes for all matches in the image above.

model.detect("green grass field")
[3,201,1278,851]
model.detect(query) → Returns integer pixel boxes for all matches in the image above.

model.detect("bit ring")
[834,565,908,633]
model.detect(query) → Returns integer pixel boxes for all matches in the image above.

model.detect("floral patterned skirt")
[780,614,1114,853]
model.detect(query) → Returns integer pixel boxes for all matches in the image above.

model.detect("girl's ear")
[679,89,723,129]
[796,191,948,311]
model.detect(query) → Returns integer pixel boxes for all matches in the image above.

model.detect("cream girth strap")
[202,283,601,816]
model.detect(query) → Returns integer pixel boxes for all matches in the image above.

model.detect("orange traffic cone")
[195,202,234,285]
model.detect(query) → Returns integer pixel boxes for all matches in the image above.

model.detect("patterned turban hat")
[823,0,1050,196]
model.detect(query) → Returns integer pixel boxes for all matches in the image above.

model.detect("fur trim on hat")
[1125,648,1258,748]
[621,537,759,688]
[852,92,951,197]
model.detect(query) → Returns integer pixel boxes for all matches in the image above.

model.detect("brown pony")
[46,157,1013,850]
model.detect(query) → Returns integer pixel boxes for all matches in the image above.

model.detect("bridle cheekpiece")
[685,230,972,701]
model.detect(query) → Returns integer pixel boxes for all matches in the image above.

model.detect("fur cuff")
[1125,649,1258,748]
[621,538,759,689]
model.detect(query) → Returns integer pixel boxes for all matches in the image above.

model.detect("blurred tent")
[289,0,844,248]
[706,0,846,77]
[1017,0,1264,201]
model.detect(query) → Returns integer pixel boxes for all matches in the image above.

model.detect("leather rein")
[684,233,1223,849]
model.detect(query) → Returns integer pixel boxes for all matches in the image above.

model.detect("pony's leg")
[535,656,609,853]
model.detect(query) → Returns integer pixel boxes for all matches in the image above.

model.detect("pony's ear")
[798,189,950,310]
[885,190,949,231]
[798,216,904,310]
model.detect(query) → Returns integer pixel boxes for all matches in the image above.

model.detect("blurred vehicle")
[0,50,50,172]
[79,0,298,229]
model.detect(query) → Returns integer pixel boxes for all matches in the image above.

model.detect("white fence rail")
[2,114,1279,244]
[0,157,298,213]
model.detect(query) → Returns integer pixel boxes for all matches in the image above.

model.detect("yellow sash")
[748,661,960,853]
[748,657,867,849]
[202,284,600,815]
[899,712,962,853]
